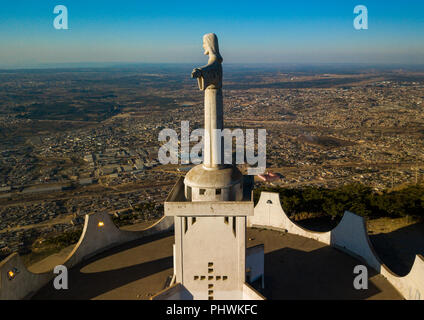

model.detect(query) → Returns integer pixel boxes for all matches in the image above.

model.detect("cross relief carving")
[193,262,228,300]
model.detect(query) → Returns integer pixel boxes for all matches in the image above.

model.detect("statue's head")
[203,33,223,63]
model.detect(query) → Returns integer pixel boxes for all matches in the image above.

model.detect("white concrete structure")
[3,189,422,300]
[0,212,173,300]
[249,191,424,300]
[156,34,264,300]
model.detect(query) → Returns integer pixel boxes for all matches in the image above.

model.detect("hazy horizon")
[1,62,424,73]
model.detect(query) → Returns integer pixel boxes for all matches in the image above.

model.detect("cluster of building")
[0,75,423,262]
[223,81,424,189]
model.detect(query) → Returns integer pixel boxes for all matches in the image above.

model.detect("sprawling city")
[1,66,423,266]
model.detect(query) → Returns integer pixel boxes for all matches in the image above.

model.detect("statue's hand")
[191,68,201,79]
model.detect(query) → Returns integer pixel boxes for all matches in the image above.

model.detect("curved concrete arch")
[249,191,424,300]
[63,212,173,269]
[330,210,382,271]
[0,212,174,300]
[0,253,53,300]
[248,192,331,244]
[381,254,424,300]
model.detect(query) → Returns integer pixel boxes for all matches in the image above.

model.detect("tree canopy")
[254,183,424,219]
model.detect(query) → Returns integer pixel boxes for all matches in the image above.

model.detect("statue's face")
[203,40,209,55]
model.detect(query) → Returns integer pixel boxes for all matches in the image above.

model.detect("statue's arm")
[191,63,216,79]
[191,62,220,90]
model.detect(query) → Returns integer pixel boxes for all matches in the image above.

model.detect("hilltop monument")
[191,33,225,170]
[153,33,264,300]
[185,33,244,202]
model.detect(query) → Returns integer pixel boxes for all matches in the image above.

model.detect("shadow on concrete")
[32,231,173,300]
[263,246,391,300]
[369,222,424,276]
[294,216,341,232]
[31,226,406,300]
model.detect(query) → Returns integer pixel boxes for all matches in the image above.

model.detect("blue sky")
[0,0,423,67]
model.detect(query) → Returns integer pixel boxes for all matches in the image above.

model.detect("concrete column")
[174,217,183,283]
[204,88,224,168]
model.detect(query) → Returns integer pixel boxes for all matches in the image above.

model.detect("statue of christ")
[191,33,224,168]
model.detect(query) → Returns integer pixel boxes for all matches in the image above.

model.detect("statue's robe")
[196,61,222,90]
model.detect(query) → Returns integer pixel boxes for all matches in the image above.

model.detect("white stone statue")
[185,33,243,202]
[191,33,224,168]
[191,33,223,90]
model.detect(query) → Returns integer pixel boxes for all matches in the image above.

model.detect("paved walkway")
[32,229,403,300]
